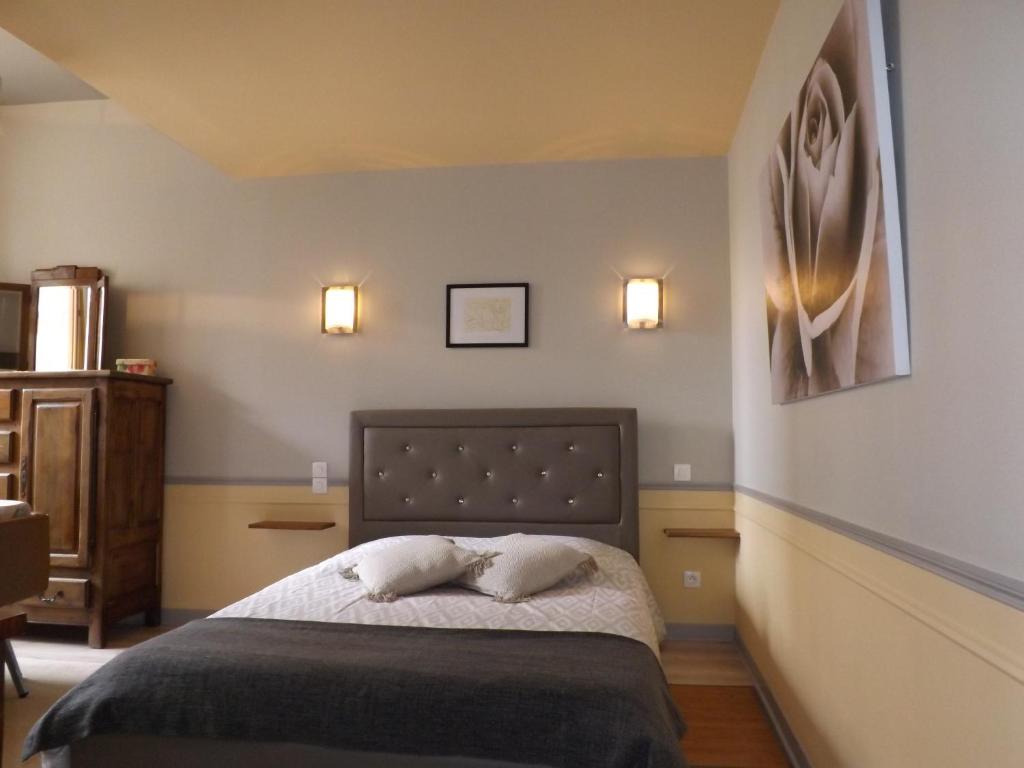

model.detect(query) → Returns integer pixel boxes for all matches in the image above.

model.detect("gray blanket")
[25,618,686,768]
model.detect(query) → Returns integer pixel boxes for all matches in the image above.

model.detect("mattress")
[40,535,676,767]
[34,618,684,768]
[213,534,666,655]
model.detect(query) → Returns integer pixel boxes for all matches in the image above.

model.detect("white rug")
[3,627,165,768]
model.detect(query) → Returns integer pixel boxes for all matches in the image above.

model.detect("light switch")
[673,464,692,482]
[312,461,328,479]
[312,477,328,495]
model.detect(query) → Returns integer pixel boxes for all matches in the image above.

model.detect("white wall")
[728,0,1024,579]
[0,101,733,485]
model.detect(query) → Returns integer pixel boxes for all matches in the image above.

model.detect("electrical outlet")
[673,464,692,482]
[683,571,702,589]
[312,461,328,479]
[312,477,328,495]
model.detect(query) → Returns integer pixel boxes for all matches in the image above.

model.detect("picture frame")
[445,283,529,348]
[759,0,909,403]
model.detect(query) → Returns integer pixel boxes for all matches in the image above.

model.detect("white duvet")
[213,535,666,656]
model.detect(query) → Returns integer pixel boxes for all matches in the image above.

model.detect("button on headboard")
[349,409,639,559]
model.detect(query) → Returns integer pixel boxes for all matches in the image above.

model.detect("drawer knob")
[38,590,65,604]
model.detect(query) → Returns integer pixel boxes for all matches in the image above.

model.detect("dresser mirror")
[0,283,31,370]
[29,266,107,371]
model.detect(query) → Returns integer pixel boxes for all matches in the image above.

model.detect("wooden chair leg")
[2,639,28,698]
[0,611,29,767]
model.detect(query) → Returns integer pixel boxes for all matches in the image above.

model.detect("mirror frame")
[0,282,31,371]
[28,265,108,371]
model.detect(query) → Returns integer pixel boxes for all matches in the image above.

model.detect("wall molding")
[736,635,812,768]
[735,485,1024,614]
[737,492,1024,687]
[166,477,736,492]
[166,477,347,486]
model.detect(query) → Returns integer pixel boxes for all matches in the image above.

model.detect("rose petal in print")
[802,91,827,167]
[809,105,860,326]
[794,153,814,277]
[819,1,859,120]
[801,75,839,169]
[770,301,806,402]
[816,154,881,388]
[761,142,792,315]
[807,279,856,344]
[807,60,846,155]
[844,157,882,383]
[806,331,840,395]
[795,61,846,314]
[855,189,896,382]
[829,293,860,387]
[795,121,841,293]
[775,144,816,378]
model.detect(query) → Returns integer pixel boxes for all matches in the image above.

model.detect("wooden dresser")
[0,371,171,648]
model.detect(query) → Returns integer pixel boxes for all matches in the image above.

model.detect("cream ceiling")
[0,1,779,178]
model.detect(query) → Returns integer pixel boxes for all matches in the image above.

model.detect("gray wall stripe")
[164,477,734,492]
[165,477,346,487]
[735,485,1024,613]
[736,635,811,768]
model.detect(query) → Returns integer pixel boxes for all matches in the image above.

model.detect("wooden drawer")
[21,577,91,611]
[0,389,12,421]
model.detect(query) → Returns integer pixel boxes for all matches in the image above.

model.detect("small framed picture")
[446,283,529,348]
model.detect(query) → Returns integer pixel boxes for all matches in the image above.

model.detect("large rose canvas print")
[760,0,909,403]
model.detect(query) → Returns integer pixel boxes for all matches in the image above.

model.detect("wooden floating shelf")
[248,521,336,531]
[663,528,740,540]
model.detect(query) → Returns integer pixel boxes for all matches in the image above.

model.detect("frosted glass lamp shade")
[623,278,663,329]
[322,285,358,334]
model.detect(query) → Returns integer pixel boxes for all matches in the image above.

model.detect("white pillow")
[0,501,31,521]
[341,535,492,602]
[456,533,598,603]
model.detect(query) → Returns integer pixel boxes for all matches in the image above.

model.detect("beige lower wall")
[638,489,735,626]
[735,492,1024,767]
[163,484,350,612]
[162,484,735,626]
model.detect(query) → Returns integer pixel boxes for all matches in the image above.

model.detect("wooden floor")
[4,628,788,768]
[662,640,790,768]
[672,684,790,767]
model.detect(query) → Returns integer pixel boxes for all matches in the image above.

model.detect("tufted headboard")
[349,409,639,558]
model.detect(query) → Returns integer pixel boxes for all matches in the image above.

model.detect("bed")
[27,408,685,768]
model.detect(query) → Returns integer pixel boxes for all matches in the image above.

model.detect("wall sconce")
[623,278,663,329]
[321,285,358,334]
